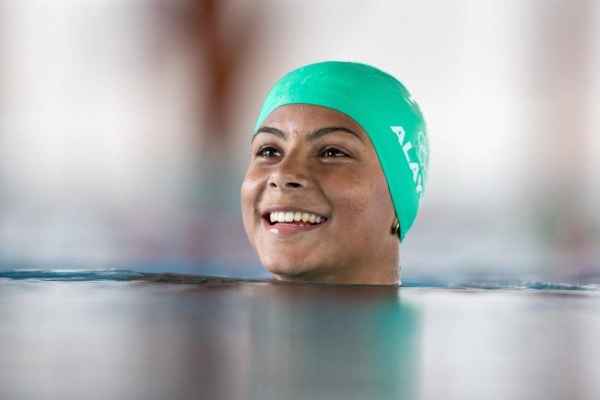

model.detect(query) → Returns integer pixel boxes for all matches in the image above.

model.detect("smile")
[261,209,328,234]
[269,211,326,225]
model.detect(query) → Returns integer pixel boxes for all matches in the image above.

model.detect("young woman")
[241,61,429,285]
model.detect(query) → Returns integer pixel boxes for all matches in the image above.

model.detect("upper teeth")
[269,211,324,224]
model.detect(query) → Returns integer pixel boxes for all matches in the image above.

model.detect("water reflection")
[3,276,600,399]
[0,280,420,400]
[244,285,420,399]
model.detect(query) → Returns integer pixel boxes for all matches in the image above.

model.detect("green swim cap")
[254,61,429,242]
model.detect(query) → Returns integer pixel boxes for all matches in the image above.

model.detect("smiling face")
[241,104,400,284]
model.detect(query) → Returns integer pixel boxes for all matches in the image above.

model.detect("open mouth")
[265,211,328,227]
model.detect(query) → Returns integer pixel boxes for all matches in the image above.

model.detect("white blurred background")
[0,0,598,281]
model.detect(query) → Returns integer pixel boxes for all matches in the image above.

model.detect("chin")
[261,255,318,280]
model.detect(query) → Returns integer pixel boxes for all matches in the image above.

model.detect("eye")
[256,146,281,158]
[321,147,349,158]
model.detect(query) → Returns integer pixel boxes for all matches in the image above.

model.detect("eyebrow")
[253,125,364,143]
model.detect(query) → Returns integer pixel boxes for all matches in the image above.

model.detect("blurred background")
[0,0,598,282]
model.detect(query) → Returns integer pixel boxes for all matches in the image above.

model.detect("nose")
[267,154,312,191]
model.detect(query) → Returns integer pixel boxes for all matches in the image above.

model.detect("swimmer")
[241,61,429,285]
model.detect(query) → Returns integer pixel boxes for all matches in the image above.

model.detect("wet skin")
[241,105,400,285]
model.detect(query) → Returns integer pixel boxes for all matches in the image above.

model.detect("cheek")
[328,171,393,230]
[240,179,252,212]
[241,171,264,225]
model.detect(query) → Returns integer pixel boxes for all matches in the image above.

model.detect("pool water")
[1,271,599,400]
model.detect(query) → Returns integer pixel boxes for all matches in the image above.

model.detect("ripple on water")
[0,269,599,293]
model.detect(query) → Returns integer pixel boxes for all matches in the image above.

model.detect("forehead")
[259,104,369,141]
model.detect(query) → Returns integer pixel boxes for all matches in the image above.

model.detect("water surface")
[1,271,599,400]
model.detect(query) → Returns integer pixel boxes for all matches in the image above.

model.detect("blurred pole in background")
[147,0,264,266]
[153,0,262,207]
[529,0,598,278]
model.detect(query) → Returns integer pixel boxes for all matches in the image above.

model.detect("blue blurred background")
[0,0,599,282]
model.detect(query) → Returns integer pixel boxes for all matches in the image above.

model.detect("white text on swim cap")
[391,126,424,195]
